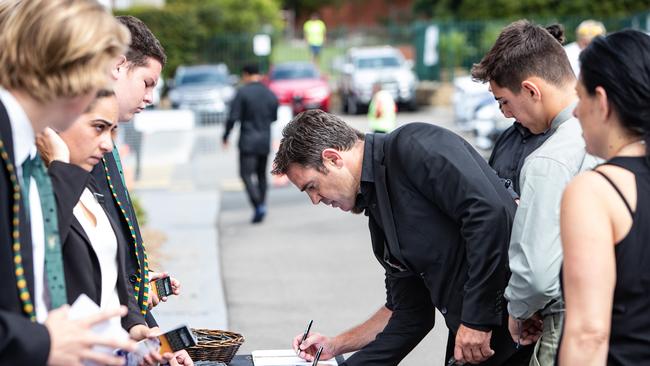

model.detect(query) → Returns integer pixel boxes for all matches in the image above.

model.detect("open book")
[252,349,338,366]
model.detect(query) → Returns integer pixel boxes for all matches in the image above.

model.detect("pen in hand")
[297,319,313,355]
[311,346,324,366]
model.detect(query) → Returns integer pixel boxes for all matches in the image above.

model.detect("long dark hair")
[579,30,650,164]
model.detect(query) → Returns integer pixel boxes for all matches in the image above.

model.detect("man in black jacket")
[223,64,279,223]
[273,110,532,365]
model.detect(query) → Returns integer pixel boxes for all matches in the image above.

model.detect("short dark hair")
[272,110,364,175]
[84,89,116,112]
[116,15,166,68]
[242,63,259,75]
[580,30,650,161]
[471,20,574,93]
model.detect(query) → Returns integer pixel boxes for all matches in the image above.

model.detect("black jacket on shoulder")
[91,152,156,326]
[0,101,51,365]
[49,161,146,331]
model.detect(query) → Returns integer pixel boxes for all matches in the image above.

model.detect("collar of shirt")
[0,87,36,170]
[355,133,376,211]
[513,121,535,138]
[549,102,578,132]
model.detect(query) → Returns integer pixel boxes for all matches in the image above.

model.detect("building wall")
[298,0,414,30]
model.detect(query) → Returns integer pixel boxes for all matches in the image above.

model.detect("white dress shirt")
[0,87,48,323]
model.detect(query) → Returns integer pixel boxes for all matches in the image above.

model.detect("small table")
[229,354,346,366]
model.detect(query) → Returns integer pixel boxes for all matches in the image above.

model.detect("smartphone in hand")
[155,276,174,298]
[117,325,197,366]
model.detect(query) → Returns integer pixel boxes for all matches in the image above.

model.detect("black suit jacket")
[223,81,279,155]
[91,152,156,326]
[0,101,51,365]
[49,161,146,331]
[345,124,521,365]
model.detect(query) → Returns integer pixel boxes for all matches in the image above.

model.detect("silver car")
[169,64,236,124]
[339,46,418,114]
[452,75,513,150]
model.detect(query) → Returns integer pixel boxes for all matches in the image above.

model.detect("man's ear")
[521,80,542,101]
[111,55,128,80]
[322,148,344,168]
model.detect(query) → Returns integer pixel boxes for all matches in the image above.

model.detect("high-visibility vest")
[368,90,397,133]
[303,19,326,46]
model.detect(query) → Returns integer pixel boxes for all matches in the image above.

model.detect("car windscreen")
[177,70,227,86]
[271,65,319,80]
[355,56,401,69]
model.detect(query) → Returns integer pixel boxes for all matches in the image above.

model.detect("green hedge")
[114,0,282,79]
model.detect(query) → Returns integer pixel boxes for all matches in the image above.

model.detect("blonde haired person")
[564,20,606,76]
[0,0,135,365]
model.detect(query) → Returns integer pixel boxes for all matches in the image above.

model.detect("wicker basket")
[186,329,245,364]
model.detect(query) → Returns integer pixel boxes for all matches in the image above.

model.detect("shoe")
[252,204,266,224]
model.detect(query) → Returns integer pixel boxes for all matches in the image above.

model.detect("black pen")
[297,320,313,354]
[311,346,324,366]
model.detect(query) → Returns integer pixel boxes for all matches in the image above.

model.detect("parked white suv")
[339,46,418,114]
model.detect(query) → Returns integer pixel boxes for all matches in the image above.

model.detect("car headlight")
[221,87,235,102]
[398,73,416,88]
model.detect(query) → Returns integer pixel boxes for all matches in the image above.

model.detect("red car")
[266,62,330,114]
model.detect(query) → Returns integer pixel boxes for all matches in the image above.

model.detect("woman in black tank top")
[557,30,650,366]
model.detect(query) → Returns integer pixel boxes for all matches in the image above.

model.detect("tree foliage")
[413,0,650,20]
[115,0,282,78]
[281,0,343,18]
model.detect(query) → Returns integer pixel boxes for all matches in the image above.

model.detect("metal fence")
[412,11,650,81]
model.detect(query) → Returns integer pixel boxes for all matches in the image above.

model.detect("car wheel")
[347,95,359,115]
[341,93,349,114]
[399,98,418,112]
[407,98,418,111]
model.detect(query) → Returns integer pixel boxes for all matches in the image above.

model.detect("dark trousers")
[239,152,268,208]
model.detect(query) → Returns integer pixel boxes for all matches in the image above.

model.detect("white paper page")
[69,294,129,366]
[252,349,338,366]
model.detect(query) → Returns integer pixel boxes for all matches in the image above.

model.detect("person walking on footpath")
[223,64,279,224]
[274,110,533,365]
[472,20,598,365]
[303,13,326,64]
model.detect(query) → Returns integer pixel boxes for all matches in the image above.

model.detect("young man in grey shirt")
[472,20,598,365]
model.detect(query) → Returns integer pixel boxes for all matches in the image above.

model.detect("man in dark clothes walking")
[273,110,533,365]
[223,64,279,223]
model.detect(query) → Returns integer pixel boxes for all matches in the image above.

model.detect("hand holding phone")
[118,325,197,366]
[155,276,174,299]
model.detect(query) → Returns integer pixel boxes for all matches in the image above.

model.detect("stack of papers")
[252,350,338,366]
